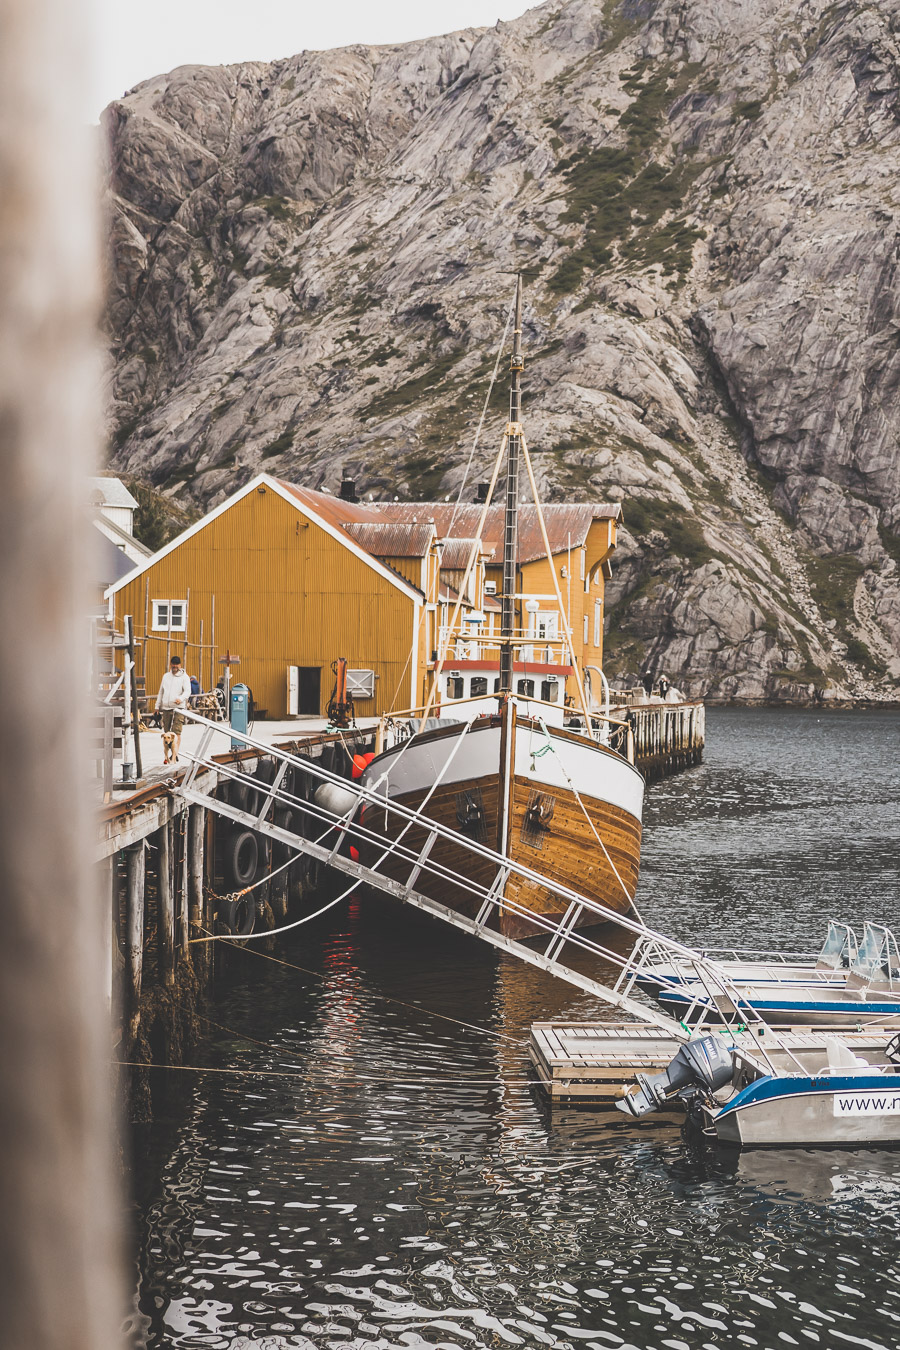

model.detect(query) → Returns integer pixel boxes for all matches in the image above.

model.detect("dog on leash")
[162,731,177,764]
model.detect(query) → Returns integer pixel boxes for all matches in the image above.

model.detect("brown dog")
[162,731,177,764]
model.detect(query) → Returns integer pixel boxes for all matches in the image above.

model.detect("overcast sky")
[91,1,533,119]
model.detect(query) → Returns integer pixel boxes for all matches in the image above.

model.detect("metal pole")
[499,273,523,694]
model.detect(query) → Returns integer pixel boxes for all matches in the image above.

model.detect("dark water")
[128,708,900,1350]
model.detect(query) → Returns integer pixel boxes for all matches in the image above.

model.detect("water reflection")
[128,709,900,1349]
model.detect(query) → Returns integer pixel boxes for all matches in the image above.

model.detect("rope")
[215,944,526,1047]
[192,714,477,945]
[447,287,516,535]
[113,1060,535,1086]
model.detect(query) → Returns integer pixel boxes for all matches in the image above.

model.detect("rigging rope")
[535,714,643,921]
[447,286,517,535]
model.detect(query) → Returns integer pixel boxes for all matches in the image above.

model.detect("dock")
[609,694,705,781]
[529,1021,897,1103]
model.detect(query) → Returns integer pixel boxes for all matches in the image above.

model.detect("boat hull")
[360,714,644,938]
[658,986,900,1027]
[713,1073,900,1146]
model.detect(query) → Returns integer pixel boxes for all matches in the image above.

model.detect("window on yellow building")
[594,599,602,647]
[152,599,186,632]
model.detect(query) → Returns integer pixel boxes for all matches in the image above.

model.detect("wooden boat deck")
[529,1021,898,1102]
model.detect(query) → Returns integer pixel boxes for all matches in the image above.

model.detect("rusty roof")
[437,537,487,570]
[344,521,435,557]
[276,481,620,569]
[372,503,621,563]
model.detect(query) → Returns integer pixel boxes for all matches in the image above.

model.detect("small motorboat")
[616,1030,900,1147]
[653,924,900,1028]
[627,922,856,1000]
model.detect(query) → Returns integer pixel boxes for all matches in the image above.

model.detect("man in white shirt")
[155,654,192,762]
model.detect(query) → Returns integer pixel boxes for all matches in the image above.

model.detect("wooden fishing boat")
[360,277,644,938]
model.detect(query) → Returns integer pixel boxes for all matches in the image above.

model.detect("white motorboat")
[629,921,857,1000]
[653,924,900,1028]
[617,1030,900,1147]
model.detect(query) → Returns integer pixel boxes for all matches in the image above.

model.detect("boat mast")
[499,273,523,694]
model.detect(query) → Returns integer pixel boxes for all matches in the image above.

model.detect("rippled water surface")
[129,708,900,1349]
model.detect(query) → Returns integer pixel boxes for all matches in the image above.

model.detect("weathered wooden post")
[126,843,146,1046]
[188,803,206,969]
[156,822,175,987]
[0,0,124,1342]
[176,811,190,958]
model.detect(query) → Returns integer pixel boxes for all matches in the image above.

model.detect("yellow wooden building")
[106,474,621,719]
[107,475,440,719]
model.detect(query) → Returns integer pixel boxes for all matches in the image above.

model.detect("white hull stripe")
[363,722,644,821]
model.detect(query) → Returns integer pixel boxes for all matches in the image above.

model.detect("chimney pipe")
[475,480,490,504]
[339,477,358,503]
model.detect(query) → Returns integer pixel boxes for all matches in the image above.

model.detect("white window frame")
[152,599,187,632]
[593,598,602,648]
[535,611,559,642]
[583,614,589,644]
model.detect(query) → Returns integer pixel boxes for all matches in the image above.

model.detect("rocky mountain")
[103,0,900,701]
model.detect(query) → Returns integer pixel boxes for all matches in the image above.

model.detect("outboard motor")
[616,1035,734,1118]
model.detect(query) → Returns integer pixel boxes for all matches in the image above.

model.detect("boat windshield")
[851,924,900,987]
[816,922,856,970]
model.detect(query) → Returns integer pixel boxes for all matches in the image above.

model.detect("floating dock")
[529,1021,897,1103]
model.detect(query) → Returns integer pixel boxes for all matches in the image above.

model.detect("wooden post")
[176,813,189,958]
[126,614,142,780]
[125,842,146,1049]
[156,822,175,987]
[188,804,205,966]
[99,856,114,1016]
[0,0,124,1341]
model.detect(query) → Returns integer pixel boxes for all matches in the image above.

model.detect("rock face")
[103,0,900,701]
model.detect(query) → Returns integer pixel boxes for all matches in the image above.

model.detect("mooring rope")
[198,942,527,1047]
[113,1060,536,1086]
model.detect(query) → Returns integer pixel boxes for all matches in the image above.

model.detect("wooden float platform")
[529,1021,899,1103]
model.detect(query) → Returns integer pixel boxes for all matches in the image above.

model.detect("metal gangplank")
[175,712,778,1069]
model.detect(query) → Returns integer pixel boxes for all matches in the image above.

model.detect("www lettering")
[836,1095,900,1113]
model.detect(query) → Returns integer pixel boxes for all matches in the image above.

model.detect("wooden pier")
[610,698,705,781]
[99,726,375,1108]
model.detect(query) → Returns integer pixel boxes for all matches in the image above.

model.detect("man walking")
[155,654,192,762]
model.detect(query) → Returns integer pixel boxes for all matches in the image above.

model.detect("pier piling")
[126,842,146,1047]
[156,821,175,987]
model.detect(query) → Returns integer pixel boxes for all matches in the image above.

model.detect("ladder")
[175,712,777,1070]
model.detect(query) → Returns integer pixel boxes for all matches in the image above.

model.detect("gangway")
[175,711,780,1070]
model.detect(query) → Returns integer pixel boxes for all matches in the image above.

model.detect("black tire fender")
[221,892,256,937]
[225,829,259,887]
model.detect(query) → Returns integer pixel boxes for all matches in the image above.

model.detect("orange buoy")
[351,754,367,779]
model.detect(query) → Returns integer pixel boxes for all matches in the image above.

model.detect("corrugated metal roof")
[373,503,621,563]
[88,476,139,510]
[438,537,486,570]
[275,481,620,567]
[345,521,435,557]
